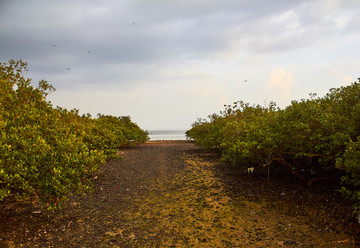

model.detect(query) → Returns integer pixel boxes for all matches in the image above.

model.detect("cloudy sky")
[1,0,359,130]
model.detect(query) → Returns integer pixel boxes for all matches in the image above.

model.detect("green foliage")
[187,82,360,208]
[219,101,280,167]
[336,137,360,208]
[0,59,148,207]
[186,114,226,149]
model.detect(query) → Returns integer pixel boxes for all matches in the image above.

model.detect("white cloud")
[332,68,354,86]
[264,67,293,106]
[344,75,354,85]
[188,77,223,97]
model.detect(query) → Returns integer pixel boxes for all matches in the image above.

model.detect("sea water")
[148,130,188,141]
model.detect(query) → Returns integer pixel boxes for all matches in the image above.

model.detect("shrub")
[0,59,148,207]
[187,82,360,208]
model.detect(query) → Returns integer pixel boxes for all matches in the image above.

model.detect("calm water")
[148,130,188,141]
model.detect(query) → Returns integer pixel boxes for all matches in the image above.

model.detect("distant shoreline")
[148,130,188,141]
[145,140,193,144]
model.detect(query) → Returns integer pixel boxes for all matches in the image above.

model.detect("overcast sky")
[1,0,359,130]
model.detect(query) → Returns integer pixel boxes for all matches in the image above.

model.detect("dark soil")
[0,141,359,247]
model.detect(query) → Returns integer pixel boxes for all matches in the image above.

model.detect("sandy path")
[0,141,357,247]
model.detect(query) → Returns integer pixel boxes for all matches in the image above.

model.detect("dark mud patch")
[0,141,359,247]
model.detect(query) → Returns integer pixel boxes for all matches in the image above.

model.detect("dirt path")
[0,141,358,247]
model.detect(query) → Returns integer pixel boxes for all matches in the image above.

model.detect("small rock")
[285,240,297,245]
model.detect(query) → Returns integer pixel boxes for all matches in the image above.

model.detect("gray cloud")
[2,0,359,75]
[1,0,311,64]
[1,0,360,129]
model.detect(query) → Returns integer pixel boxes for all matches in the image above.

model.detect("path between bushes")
[0,141,358,247]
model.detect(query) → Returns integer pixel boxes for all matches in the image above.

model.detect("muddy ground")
[0,141,359,247]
